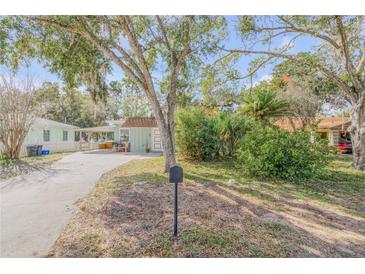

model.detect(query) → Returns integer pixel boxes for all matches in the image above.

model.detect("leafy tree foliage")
[272,54,339,95]
[35,82,107,128]
[199,59,241,109]
[0,15,227,171]
[271,55,347,111]
[108,80,152,118]
[224,15,365,170]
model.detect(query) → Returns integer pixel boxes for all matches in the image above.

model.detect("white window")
[63,130,68,141]
[43,130,50,142]
[120,128,130,142]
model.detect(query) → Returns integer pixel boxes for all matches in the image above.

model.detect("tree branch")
[220,47,355,102]
[117,16,156,96]
[335,16,362,90]
[277,16,341,50]
[356,42,365,75]
[156,16,172,52]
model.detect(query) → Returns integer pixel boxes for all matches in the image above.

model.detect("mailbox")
[169,164,183,237]
[169,165,183,183]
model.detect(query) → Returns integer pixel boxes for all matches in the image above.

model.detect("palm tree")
[240,88,289,124]
[215,112,253,156]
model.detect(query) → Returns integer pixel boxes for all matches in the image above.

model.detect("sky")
[0,16,320,89]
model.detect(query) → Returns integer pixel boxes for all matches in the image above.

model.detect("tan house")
[275,117,351,147]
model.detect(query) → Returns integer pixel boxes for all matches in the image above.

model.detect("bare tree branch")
[0,76,45,159]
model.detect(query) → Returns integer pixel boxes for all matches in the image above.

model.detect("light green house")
[19,118,79,156]
[77,117,163,153]
[1,117,163,157]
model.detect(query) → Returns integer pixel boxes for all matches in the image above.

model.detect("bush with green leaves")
[238,126,330,180]
[214,112,254,157]
[175,107,219,161]
[0,151,13,167]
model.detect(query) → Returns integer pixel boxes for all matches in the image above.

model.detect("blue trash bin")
[41,150,50,155]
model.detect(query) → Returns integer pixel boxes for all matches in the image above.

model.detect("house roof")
[121,117,157,128]
[34,118,79,129]
[106,120,125,126]
[275,118,306,132]
[317,117,351,130]
[75,125,116,132]
[275,117,351,132]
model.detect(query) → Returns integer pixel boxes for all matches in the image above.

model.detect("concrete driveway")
[0,150,159,257]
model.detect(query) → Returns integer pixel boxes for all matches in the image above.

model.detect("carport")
[75,125,116,150]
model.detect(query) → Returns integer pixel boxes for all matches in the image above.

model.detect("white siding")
[0,121,79,157]
[20,124,79,156]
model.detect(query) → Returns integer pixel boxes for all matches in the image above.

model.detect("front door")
[151,128,162,151]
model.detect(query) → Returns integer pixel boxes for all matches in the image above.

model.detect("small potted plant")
[143,141,151,153]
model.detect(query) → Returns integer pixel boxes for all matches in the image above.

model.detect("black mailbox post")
[169,165,183,237]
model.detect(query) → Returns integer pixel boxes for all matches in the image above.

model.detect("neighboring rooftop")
[275,117,351,132]
[34,118,79,129]
[106,120,125,126]
[275,118,306,132]
[317,117,351,130]
[121,117,157,128]
[75,125,116,132]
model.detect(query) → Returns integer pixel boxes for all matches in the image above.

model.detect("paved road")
[0,150,158,257]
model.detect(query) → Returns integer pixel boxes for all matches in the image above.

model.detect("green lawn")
[49,155,365,258]
[182,154,365,216]
[0,152,71,180]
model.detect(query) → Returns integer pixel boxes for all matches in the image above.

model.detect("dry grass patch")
[49,156,365,258]
[0,152,71,181]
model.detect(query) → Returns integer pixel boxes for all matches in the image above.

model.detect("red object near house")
[338,142,352,154]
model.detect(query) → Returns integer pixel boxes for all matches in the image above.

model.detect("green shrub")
[238,126,330,180]
[176,107,219,160]
[214,112,254,157]
[0,152,13,167]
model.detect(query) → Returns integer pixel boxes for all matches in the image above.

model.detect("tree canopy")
[1,15,364,169]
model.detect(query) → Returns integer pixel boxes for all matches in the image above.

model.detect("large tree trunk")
[165,90,177,172]
[1,132,25,160]
[148,96,177,172]
[162,128,176,172]
[349,98,365,170]
[156,118,176,173]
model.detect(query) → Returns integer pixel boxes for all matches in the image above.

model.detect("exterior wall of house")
[317,129,333,146]
[20,124,79,156]
[113,126,163,152]
[129,127,152,152]
[316,129,342,146]
[331,131,340,146]
[114,126,120,142]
